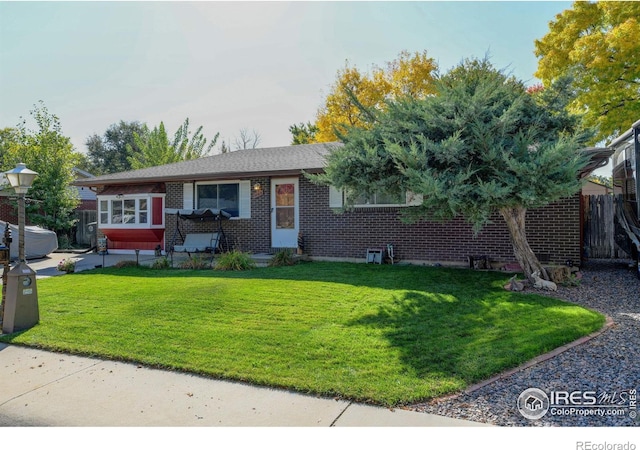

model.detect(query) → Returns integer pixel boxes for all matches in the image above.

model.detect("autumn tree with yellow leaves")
[534,1,640,143]
[311,50,438,143]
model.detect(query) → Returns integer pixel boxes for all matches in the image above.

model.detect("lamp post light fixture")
[5,163,38,263]
[2,163,39,334]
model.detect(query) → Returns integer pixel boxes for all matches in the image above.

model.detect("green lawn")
[0,262,604,406]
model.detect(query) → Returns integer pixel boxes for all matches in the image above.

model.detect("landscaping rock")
[410,259,640,427]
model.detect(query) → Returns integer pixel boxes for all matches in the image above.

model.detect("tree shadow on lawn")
[348,289,604,390]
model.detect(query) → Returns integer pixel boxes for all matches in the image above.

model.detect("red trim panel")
[101,228,164,242]
[152,197,163,225]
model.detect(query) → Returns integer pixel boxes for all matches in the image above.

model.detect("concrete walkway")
[0,344,486,427]
[1,252,487,427]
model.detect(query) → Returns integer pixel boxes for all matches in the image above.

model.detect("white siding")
[183,183,194,209]
[239,180,251,218]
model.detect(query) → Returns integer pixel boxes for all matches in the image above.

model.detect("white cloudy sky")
[1,1,572,154]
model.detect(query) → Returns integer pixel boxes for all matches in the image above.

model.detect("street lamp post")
[5,163,38,262]
[2,163,39,334]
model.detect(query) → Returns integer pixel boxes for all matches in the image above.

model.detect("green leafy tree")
[128,122,172,170]
[85,121,146,175]
[171,118,219,160]
[314,50,438,142]
[128,118,219,169]
[313,59,590,281]
[289,122,318,145]
[534,1,640,143]
[4,101,80,234]
[0,127,21,169]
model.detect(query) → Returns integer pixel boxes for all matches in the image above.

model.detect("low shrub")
[57,258,76,273]
[268,249,295,267]
[114,260,139,269]
[151,257,171,270]
[178,255,211,270]
[57,234,72,250]
[214,250,256,271]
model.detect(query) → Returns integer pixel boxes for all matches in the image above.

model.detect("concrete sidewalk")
[0,344,487,427]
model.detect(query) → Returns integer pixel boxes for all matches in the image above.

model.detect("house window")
[329,186,422,209]
[98,195,164,227]
[196,183,240,217]
[139,198,148,224]
[352,190,406,206]
[100,200,109,224]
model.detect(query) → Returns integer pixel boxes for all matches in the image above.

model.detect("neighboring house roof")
[75,143,342,187]
[72,167,97,202]
[73,167,95,179]
[77,186,97,201]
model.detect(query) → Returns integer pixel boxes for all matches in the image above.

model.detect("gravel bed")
[409,259,640,426]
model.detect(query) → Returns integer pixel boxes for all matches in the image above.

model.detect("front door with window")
[271,178,299,248]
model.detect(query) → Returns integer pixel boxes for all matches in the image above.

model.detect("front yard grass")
[0,262,604,406]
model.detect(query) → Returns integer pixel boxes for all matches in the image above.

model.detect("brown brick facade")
[0,198,18,225]
[164,177,581,267]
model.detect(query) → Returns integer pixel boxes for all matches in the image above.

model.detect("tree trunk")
[499,206,549,281]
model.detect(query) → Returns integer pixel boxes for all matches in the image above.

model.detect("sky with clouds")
[1,1,573,155]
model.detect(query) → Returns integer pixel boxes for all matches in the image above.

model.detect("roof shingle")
[76,142,341,186]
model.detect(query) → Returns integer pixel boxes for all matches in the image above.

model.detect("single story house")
[74,142,611,267]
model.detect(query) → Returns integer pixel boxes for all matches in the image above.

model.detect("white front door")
[271,177,299,248]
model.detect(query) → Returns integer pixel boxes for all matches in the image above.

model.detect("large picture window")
[197,183,240,217]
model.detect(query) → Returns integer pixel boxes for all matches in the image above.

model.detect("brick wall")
[165,179,272,253]
[299,177,580,266]
[0,198,18,224]
[165,176,581,266]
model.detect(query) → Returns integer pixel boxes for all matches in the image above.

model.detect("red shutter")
[152,197,163,225]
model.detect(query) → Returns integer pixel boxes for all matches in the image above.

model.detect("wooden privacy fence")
[583,195,620,259]
[74,210,97,247]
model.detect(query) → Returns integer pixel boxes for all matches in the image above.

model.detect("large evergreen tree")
[314,59,590,281]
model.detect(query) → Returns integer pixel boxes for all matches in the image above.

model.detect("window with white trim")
[351,191,406,207]
[329,186,422,208]
[98,195,164,227]
[196,182,240,217]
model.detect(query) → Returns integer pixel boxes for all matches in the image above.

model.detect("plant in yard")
[56,258,76,273]
[57,234,72,250]
[561,272,582,287]
[114,260,139,269]
[268,249,295,267]
[312,57,591,283]
[178,254,210,270]
[151,256,171,270]
[214,250,256,271]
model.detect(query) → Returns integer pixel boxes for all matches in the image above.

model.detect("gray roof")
[75,142,341,186]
